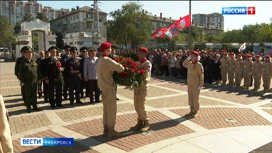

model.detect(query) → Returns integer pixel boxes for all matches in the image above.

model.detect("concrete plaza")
[1,62,272,153]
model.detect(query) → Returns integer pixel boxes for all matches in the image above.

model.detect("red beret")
[237,54,242,56]
[231,52,234,55]
[191,51,199,56]
[265,55,270,58]
[246,54,252,57]
[255,55,261,58]
[100,42,112,51]
[223,52,227,55]
[138,47,148,53]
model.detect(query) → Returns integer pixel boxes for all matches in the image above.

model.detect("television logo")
[222,7,255,15]
[21,138,74,146]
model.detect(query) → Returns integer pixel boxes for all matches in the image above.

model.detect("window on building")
[87,13,92,18]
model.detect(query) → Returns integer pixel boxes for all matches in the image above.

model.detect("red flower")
[57,62,61,68]
[120,58,125,61]
[129,68,134,73]
[140,69,145,75]
[123,64,128,68]
[70,66,73,71]
[122,72,128,78]
[114,58,120,63]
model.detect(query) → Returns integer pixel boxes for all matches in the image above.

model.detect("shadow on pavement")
[250,141,272,153]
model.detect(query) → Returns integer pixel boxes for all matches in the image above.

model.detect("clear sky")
[39,1,272,31]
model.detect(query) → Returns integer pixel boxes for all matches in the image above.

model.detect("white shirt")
[169,57,176,68]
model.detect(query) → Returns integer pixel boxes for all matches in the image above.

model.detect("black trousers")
[80,80,89,97]
[43,80,49,101]
[63,76,69,99]
[37,81,42,97]
[48,79,62,107]
[88,80,100,103]
[21,86,25,101]
[69,77,81,103]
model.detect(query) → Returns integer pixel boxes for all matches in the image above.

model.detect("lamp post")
[188,0,192,50]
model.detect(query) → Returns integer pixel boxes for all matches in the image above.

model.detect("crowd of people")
[145,48,272,92]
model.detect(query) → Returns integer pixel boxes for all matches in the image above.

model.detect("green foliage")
[106,2,152,48]
[14,22,21,35]
[0,15,15,47]
[36,12,49,22]
[23,13,34,22]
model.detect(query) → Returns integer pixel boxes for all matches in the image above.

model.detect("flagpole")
[188,0,192,50]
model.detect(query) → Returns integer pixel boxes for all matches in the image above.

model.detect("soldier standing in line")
[41,51,50,102]
[18,46,41,113]
[220,53,228,85]
[65,47,83,105]
[227,52,236,86]
[44,46,64,108]
[262,55,272,92]
[243,54,253,90]
[97,42,124,137]
[234,54,243,87]
[60,45,71,100]
[130,47,152,133]
[182,51,204,119]
[206,52,215,84]
[253,55,263,91]
[36,51,45,98]
[15,48,26,101]
[79,47,89,98]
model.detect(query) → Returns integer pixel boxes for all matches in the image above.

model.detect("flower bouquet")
[113,57,146,90]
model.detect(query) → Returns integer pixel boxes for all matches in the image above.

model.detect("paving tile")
[146,95,233,108]
[12,130,99,153]
[155,82,188,92]
[66,111,194,152]
[171,108,272,130]
[9,113,51,135]
[200,89,263,105]
[154,141,210,153]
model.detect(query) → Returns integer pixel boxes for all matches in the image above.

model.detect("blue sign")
[21,138,74,146]
[222,7,247,15]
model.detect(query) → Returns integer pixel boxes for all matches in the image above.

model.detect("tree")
[55,32,64,49]
[0,15,15,47]
[14,22,21,35]
[36,12,49,22]
[22,13,34,22]
[106,2,152,49]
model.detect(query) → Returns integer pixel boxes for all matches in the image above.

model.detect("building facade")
[50,6,107,49]
[150,13,176,32]
[192,13,224,35]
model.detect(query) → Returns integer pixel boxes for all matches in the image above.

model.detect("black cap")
[80,47,88,52]
[70,47,78,53]
[48,46,58,53]
[64,45,71,50]
[20,46,32,52]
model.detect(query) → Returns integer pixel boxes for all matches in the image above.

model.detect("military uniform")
[79,47,89,98]
[182,51,204,118]
[15,50,25,101]
[220,53,228,85]
[0,95,13,153]
[60,45,71,99]
[97,42,124,137]
[243,54,253,89]
[18,46,41,113]
[253,55,263,91]
[132,47,152,132]
[44,46,63,108]
[65,47,83,105]
[262,55,272,92]
[36,57,44,98]
[228,52,236,86]
[235,54,243,87]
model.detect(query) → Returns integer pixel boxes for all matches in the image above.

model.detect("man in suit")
[79,47,89,98]
[0,95,13,153]
[60,45,71,100]
[36,51,45,98]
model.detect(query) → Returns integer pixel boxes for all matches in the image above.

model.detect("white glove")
[187,55,191,60]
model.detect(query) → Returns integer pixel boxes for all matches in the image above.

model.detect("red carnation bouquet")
[113,57,146,90]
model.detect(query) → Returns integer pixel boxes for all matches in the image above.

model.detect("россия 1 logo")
[222,7,255,15]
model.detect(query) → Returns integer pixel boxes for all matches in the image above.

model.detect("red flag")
[175,14,191,30]
[152,27,168,38]
[169,24,179,37]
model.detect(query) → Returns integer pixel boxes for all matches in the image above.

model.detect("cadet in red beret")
[97,42,124,137]
[253,55,263,91]
[243,53,253,89]
[182,51,204,118]
[220,52,228,85]
[263,55,272,92]
[130,47,152,132]
[228,52,236,86]
[234,54,243,87]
